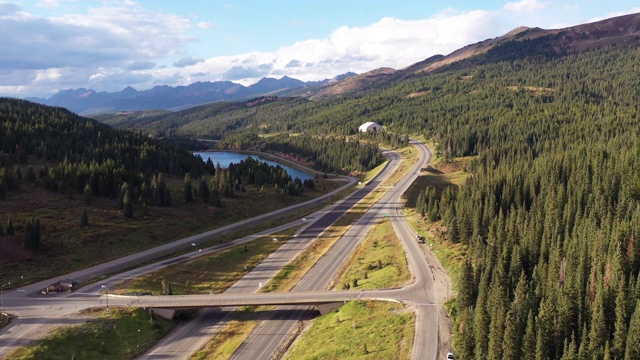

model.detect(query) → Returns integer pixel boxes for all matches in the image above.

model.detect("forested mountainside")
[412,47,640,359]
[0,98,381,284]
[0,98,206,200]
[106,41,640,358]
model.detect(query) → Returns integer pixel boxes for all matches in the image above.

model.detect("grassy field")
[6,308,173,360]
[191,317,260,360]
[284,300,415,360]
[0,172,342,288]
[112,230,295,295]
[331,217,410,290]
[358,159,388,185]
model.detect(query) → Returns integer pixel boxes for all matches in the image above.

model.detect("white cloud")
[173,56,204,68]
[36,0,59,8]
[586,7,640,23]
[186,9,497,85]
[503,0,550,14]
[2,1,638,98]
[196,21,221,29]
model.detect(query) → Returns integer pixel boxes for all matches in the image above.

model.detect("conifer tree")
[80,208,89,227]
[199,177,209,203]
[183,173,193,202]
[123,190,133,218]
[503,309,521,360]
[118,182,129,210]
[613,278,628,359]
[81,182,91,204]
[535,298,556,360]
[6,216,15,235]
[458,258,476,309]
[625,300,640,360]
[25,166,35,183]
[522,311,536,360]
[453,307,475,359]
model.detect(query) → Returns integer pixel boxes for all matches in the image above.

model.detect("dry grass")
[191,319,259,360]
[331,217,410,290]
[111,232,294,296]
[0,173,342,287]
[283,301,415,360]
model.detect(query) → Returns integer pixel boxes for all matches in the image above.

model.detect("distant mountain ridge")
[26,12,640,114]
[26,74,356,115]
[306,11,640,98]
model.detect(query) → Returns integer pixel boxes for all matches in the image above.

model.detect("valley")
[2,9,640,360]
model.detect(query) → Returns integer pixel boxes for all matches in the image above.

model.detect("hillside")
[308,12,640,98]
[0,98,376,286]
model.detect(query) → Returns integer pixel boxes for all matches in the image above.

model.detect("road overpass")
[108,288,412,317]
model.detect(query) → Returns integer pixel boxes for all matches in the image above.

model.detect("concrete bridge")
[114,289,411,319]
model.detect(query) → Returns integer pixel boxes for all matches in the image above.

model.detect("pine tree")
[25,166,35,183]
[474,276,490,360]
[453,307,475,359]
[118,182,129,210]
[83,183,92,204]
[488,303,506,360]
[22,217,40,252]
[458,258,476,309]
[535,298,556,360]
[142,201,149,216]
[502,309,521,360]
[123,190,133,218]
[522,311,536,360]
[625,300,640,360]
[80,208,89,227]
[589,287,608,354]
[613,278,628,359]
[6,216,15,235]
[199,177,209,203]
[183,173,193,202]
[577,323,589,360]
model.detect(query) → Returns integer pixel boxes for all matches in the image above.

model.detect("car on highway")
[447,352,454,360]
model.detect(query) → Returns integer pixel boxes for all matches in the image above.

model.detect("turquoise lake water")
[194,152,313,181]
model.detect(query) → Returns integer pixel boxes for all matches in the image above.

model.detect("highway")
[0,171,357,359]
[140,149,403,359]
[229,140,436,360]
[0,140,442,360]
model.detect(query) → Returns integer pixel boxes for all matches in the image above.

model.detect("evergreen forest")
[107,43,640,359]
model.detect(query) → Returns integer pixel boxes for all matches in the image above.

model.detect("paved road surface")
[0,140,441,360]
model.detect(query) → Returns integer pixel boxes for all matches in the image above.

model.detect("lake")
[195,151,314,181]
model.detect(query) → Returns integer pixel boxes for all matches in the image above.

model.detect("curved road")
[229,140,436,360]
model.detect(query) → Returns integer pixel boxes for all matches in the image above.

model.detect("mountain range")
[26,12,640,116]
[26,73,357,115]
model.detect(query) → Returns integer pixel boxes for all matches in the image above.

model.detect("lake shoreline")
[195,150,319,180]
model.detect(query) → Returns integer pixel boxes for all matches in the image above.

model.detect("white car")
[446,353,454,360]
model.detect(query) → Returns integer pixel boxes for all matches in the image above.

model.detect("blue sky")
[1,0,639,97]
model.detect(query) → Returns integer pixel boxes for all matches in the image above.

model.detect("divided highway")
[0,140,442,360]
